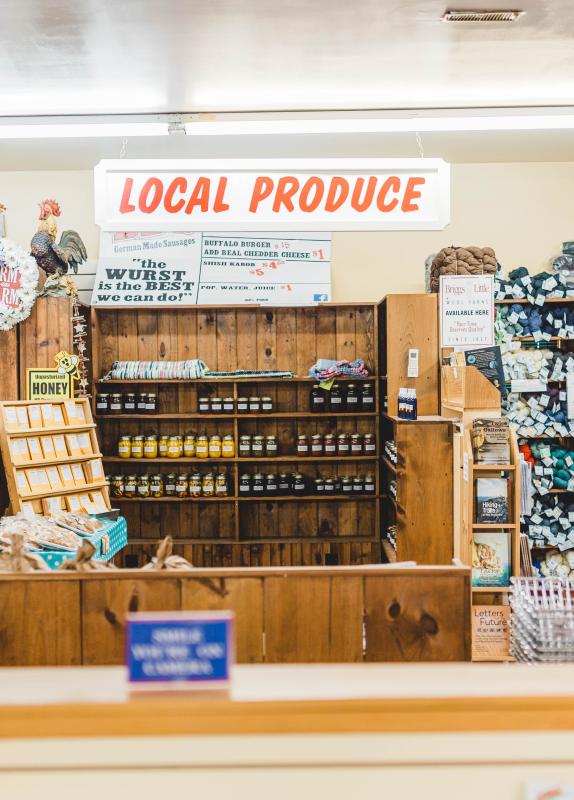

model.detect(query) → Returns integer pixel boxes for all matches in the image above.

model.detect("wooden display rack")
[0,398,110,516]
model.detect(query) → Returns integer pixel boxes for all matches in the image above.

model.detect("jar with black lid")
[239,473,251,495]
[261,396,273,413]
[296,434,309,455]
[293,473,306,494]
[310,384,326,413]
[337,433,350,455]
[248,396,261,413]
[252,435,265,456]
[265,473,278,495]
[237,397,249,414]
[311,434,323,455]
[109,393,123,414]
[345,384,359,410]
[210,396,223,413]
[252,473,265,494]
[223,397,235,414]
[96,394,109,414]
[352,476,364,493]
[265,435,278,457]
[164,473,177,496]
[278,473,291,494]
[145,393,157,414]
[364,474,376,494]
[328,384,344,412]
[136,392,148,413]
[363,433,376,454]
[124,475,137,498]
[332,476,342,494]
[198,397,210,414]
[323,433,336,454]
[341,476,353,493]
[350,433,363,455]
[323,477,335,493]
[314,476,325,494]
[123,392,136,413]
[361,383,375,411]
[239,435,252,457]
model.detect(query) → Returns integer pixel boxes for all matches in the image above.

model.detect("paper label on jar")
[343,485,353,491]
[124,403,135,410]
[364,445,376,452]
[325,446,336,453]
[297,447,308,453]
[312,445,323,452]
[347,397,358,404]
[262,404,272,411]
[338,445,349,452]
[166,484,175,491]
[253,486,264,492]
[351,446,363,453]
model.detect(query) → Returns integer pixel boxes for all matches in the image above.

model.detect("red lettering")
[249,177,274,212]
[119,178,136,213]
[402,177,425,212]
[272,177,300,212]
[185,178,210,214]
[138,178,163,214]
[164,177,187,213]
[325,178,349,212]
[376,176,401,212]
[213,177,230,212]
[351,176,378,212]
[299,177,324,212]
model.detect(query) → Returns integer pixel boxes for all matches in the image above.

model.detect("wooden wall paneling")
[264,574,331,661]
[181,575,264,662]
[197,309,217,371]
[329,575,364,661]
[276,309,297,410]
[364,572,471,662]
[0,327,18,400]
[216,309,237,372]
[97,309,119,376]
[81,576,181,664]
[0,578,81,666]
[18,297,74,396]
[257,308,277,370]
[335,306,356,363]
[136,309,158,363]
[355,305,376,370]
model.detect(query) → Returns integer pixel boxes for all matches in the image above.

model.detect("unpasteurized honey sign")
[94,158,451,232]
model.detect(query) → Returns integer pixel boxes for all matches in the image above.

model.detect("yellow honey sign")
[26,351,79,401]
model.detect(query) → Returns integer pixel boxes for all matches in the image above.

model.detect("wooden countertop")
[3,663,574,738]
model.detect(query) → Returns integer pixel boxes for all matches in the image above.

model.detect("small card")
[90,490,108,513]
[51,405,65,427]
[52,434,68,458]
[77,432,93,455]
[40,435,55,460]
[26,468,50,492]
[40,404,54,426]
[26,437,43,462]
[27,405,42,427]
[84,460,103,482]
[46,466,64,491]
[58,463,75,489]
[71,463,86,486]
[10,438,29,465]
[21,501,37,518]
[3,406,19,431]
[65,433,82,456]
[66,494,83,512]
[16,407,30,429]
[42,496,65,516]
[15,471,30,495]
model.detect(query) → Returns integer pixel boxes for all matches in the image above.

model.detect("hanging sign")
[91,230,331,306]
[440,275,495,348]
[94,158,450,232]
[126,611,234,687]
[26,351,79,401]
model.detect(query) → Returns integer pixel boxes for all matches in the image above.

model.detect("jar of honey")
[189,472,202,497]
[158,435,169,457]
[118,435,131,459]
[167,435,183,459]
[183,433,196,457]
[222,434,235,458]
[131,435,144,458]
[144,434,158,458]
[164,473,177,496]
[124,475,137,497]
[208,435,222,458]
[150,474,164,498]
[137,475,150,498]
[176,474,189,497]
[202,472,215,497]
[196,434,209,459]
[248,396,261,413]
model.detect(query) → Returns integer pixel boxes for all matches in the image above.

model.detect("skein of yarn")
[429,246,497,293]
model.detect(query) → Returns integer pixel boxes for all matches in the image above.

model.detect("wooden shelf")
[20,480,108,501]
[496,298,574,304]
[382,455,397,473]
[115,496,234,503]
[512,336,568,343]
[473,464,515,471]
[103,455,378,463]
[472,523,519,530]
[472,586,511,593]
[5,423,96,437]
[95,411,378,420]
[97,376,375,385]
[127,536,378,545]
[14,453,103,469]
[128,537,236,545]
[238,494,380,502]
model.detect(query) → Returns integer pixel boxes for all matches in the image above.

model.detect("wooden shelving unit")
[91,303,381,567]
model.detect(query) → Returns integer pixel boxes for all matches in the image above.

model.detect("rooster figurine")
[30,199,87,275]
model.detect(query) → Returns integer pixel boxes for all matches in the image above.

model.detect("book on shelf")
[472,418,511,464]
[476,477,509,523]
[472,530,511,588]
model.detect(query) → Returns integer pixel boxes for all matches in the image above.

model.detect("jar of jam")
[324,478,335,494]
[131,435,144,458]
[261,396,273,413]
[341,476,353,494]
[323,433,336,454]
[278,473,291,494]
[345,384,359,411]
[202,473,215,497]
[124,475,137,498]
[249,396,261,414]
[189,472,202,497]
[296,434,309,455]
[363,433,376,454]
[252,435,265,456]
[209,435,222,458]
[239,474,251,495]
[145,393,157,414]
[96,394,109,414]
[352,476,364,493]
[118,435,131,459]
[265,473,278,495]
[328,384,344,412]
[337,433,350,456]
[167,435,183,458]
[198,397,210,414]
[164,473,177,496]
[350,433,363,455]
[196,434,209,459]
[111,475,124,497]
[222,434,235,458]
[311,434,324,454]
[176,474,189,496]
[109,393,123,414]
[223,397,235,414]
[211,397,223,413]
[239,435,251,457]
[137,393,148,413]
[150,474,164,498]
[265,435,278,457]
[144,434,158,459]
[364,474,375,494]
[215,471,229,496]
[137,475,150,498]
[252,473,265,494]
[183,433,196,457]
[310,384,326,412]
[361,383,375,411]
[237,397,249,414]
[123,392,136,413]
[293,473,306,494]
[314,477,325,494]
[158,435,169,457]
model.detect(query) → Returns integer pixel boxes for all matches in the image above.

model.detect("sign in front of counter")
[94,158,451,232]
[126,611,234,687]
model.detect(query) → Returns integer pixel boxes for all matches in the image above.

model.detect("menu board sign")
[440,274,495,348]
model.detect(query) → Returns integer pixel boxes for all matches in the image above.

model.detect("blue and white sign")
[126,611,234,686]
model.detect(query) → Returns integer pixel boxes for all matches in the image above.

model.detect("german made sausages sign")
[94,158,450,232]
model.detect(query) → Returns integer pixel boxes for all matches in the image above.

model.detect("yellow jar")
[196,434,209,459]
[222,434,235,458]
[131,435,144,458]
[167,435,183,459]
[183,433,196,457]
[208,435,222,458]
[144,434,158,459]
[118,436,131,459]
[202,472,215,497]
[158,435,169,457]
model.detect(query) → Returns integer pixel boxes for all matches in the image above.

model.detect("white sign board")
[440,275,495,348]
[94,158,451,232]
[91,231,331,306]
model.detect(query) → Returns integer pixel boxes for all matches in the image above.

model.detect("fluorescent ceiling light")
[0,122,169,139]
[185,115,574,136]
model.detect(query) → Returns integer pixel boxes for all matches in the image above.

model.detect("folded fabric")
[308,358,369,380]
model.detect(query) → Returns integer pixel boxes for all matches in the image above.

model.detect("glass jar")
[123,392,136,413]
[202,473,215,497]
[311,434,324,455]
[310,384,326,412]
[210,397,223,413]
[189,472,202,497]
[345,384,359,411]
[252,435,265,456]
[223,397,235,414]
[145,393,157,414]
[363,433,376,454]
[239,435,251,457]
[124,475,137,498]
[167,434,183,459]
[332,476,342,494]
[261,396,273,413]
[350,433,363,455]
[341,476,353,494]
[137,475,150,498]
[96,394,109,414]
[293,473,306,494]
[352,476,364,493]
[195,434,209,459]
[209,435,222,458]
[183,432,196,457]
[136,393,148,413]
[314,477,325,494]
[252,473,265,494]
[364,474,376,494]
[118,435,131,459]
[278,473,291,494]
[109,393,123,414]
[239,473,251,495]
[144,434,158,459]
[265,473,278,495]
[131,435,144,458]
[323,433,336,454]
[176,474,189,497]
[164,473,177,496]
[296,434,309,455]
[265,435,278,457]
[150,474,164,498]
[158,435,169,457]
[361,383,375,411]
[215,471,229,496]
[111,475,124,497]
[222,434,235,458]
[328,384,344,412]
[198,396,210,414]
[248,396,261,414]
[323,478,335,494]
[337,433,350,456]
[237,397,249,414]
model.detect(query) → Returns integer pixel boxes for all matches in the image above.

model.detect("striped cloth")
[308,358,369,381]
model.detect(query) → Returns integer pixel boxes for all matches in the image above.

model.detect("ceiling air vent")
[442,9,524,22]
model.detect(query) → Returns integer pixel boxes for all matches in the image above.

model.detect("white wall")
[2,163,574,304]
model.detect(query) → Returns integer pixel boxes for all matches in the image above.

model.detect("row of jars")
[295,432,376,456]
[97,393,157,415]
[199,396,273,414]
[117,433,236,459]
[108,471,230,498]
[310,382,375,413]
[239,472,376,496]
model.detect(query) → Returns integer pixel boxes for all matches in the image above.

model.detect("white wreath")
[0,238,39,331]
